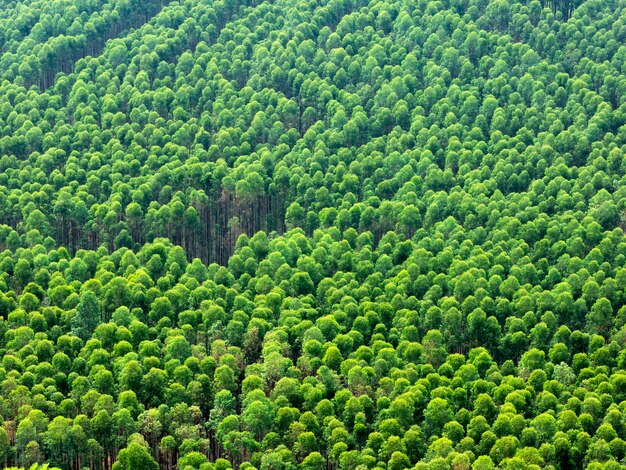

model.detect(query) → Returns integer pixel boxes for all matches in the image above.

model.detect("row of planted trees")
[0,0,624,264]
[0,224,623,469]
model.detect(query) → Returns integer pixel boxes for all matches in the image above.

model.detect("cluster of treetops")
[0,0,625,468]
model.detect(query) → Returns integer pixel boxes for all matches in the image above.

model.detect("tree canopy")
[0,0,625,468]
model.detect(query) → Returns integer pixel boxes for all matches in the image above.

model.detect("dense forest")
[0,0,626,468]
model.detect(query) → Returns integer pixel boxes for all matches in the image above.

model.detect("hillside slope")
[0,0,626,468]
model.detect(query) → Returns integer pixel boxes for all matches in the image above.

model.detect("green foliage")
[7,466,61,470]
[112,442,158,470]
[0,0,624,468]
